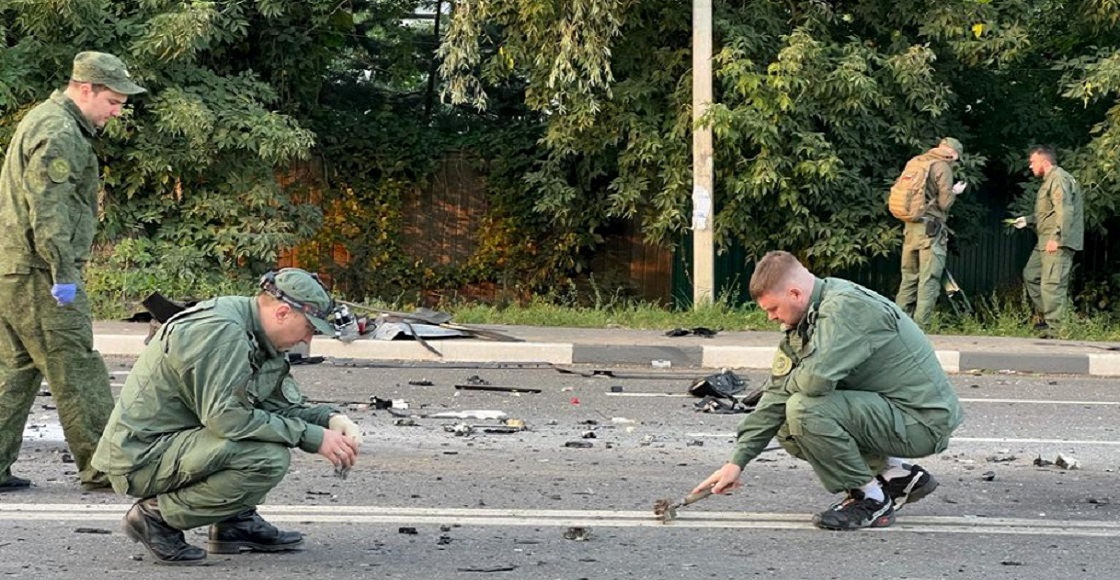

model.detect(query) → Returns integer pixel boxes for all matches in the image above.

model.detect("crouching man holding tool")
[93,268,362,564]
[692,251,963,530]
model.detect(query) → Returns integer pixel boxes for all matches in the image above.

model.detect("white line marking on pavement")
[3,504,1118,538]
[683,433,1120,446]
[609,394,1120,405]
[953,437,1120,446]
[958,398,1120,405]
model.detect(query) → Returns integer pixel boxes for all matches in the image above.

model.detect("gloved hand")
[952,181,967,195]
[328,414,363,446]
[51,283,77,306]
[1012,216,1028,229]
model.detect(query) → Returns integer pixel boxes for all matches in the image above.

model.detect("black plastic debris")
[398,527,418,535]
[689,371,762,414]
[454,384,542,394]
[564,441,593,449]
[664,327,718,338]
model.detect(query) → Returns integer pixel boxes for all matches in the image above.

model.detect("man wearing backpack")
[892,137,967,329]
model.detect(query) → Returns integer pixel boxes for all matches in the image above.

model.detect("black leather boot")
[121,498,207,565]
[207,510,304,554]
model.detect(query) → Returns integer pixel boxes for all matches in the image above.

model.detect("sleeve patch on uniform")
[47,158,71,183]
[771,351,793,377]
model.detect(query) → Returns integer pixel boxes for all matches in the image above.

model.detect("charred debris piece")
[688,370,763,414]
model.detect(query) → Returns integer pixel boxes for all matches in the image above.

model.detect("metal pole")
[691,0,715,306]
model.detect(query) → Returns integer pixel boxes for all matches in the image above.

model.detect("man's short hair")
[749,251,803,300]
[1030,145,1057,165]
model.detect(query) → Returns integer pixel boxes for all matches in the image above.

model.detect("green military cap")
[270,268,336,334]
[71,51,146,95]
[939,137,964,156]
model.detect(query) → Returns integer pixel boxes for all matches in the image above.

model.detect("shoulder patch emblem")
[47,158,71,183]
[771,351,794,377]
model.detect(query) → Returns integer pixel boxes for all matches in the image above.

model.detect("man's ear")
[273,302,293,323]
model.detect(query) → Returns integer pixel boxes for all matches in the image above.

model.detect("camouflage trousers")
[777,391,954,493]
[1023,247,1075,331]
[108,427,291,530]
[895,221,947,329]
[0,269,112,485]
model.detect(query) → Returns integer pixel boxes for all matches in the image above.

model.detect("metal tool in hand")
[652,487,714,523]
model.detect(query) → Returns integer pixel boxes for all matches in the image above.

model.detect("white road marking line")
[953,437,1120,446]
[3,504,1117,537]
[958,398,1120,405]
[608,393,1120,405]
[683,432,1120,445]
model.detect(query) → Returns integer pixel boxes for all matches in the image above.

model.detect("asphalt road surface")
[2,356,1118,579]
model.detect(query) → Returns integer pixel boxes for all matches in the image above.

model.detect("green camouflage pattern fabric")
[729,278,963,492]
[93,297,338,529]
[1022,165,1083,331]
[1031,165,1083,251]
[895,148,957,328]
[0,90,112,486]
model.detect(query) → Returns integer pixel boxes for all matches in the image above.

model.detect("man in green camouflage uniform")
[695,251,963,530]
[0,52,145,492]
[894,137,967,329]
[93,268,363,566]
[1011,145,1084,335]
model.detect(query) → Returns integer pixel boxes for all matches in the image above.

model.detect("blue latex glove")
[51,283,77,306]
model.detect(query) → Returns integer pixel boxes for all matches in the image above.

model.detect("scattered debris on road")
[563,527,591,541]
[1055,453,1080,470]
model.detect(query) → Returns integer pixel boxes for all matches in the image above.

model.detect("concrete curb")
[92,334,1120,377]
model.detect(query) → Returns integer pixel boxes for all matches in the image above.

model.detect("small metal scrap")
[334,463,351,480]
[562,527,591,541]
[74,527,111,534]
[653,488,714,523]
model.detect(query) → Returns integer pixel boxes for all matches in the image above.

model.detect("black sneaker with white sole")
[878,463,938,510]
[813,489,894,531]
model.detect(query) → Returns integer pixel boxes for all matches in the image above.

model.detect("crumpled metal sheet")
[370,321,470,340]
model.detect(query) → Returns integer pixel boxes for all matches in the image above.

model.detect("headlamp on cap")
[258,271,358,342]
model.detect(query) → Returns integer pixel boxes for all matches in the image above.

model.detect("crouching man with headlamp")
[93,268,362,565]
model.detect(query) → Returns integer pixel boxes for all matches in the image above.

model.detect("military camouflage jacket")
[1031,166,1084,251]
[0,91,100,283]
[919,148,956,222]
[93,297,337,475]
[729,278,964,468]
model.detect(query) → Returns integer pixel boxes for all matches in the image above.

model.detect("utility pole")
[691,0,715,306]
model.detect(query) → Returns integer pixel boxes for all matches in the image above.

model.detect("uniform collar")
[249,298,281,358]
[794,277,826,334]
[49,90,97,138]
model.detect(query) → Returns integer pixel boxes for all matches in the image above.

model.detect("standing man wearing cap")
[893,137,968,329]
[92,268,362,565]
[0,51,146,492]
[1009,145,1084,336]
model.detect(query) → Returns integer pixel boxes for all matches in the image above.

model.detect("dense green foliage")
[1,1,1118,318]
[440,0,1118,276]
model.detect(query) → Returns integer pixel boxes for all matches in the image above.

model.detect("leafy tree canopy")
[440,0,1117,274]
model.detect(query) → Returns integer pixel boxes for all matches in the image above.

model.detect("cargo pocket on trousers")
[40,308,87,354]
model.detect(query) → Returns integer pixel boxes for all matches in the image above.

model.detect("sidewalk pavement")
[91,321,1120,377]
